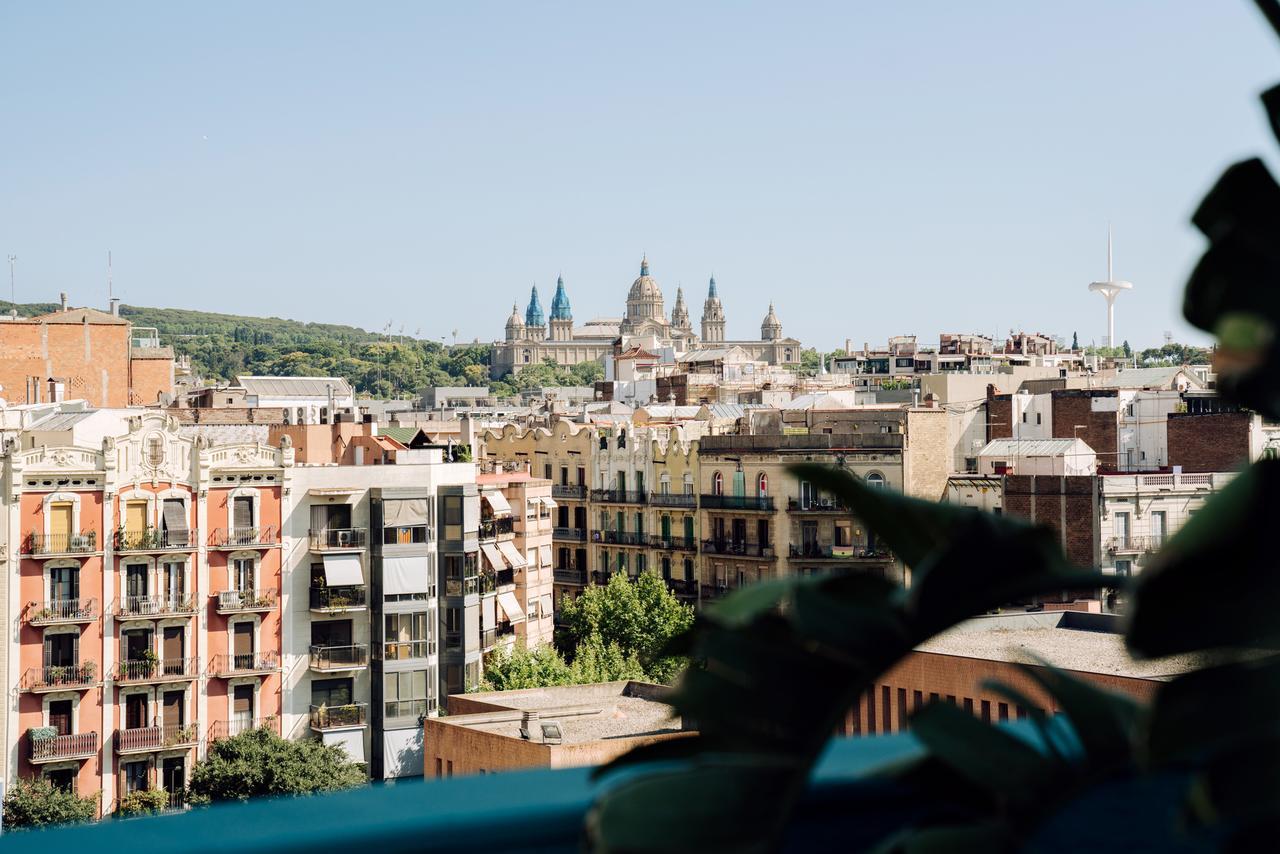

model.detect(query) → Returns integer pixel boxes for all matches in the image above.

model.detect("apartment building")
[3,411,288,812]
[476,464,555,657]
[281,442,477,780]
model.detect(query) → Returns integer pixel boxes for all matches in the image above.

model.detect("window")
[712,471,723,496]
[311,677,352,708]
[123,760,149,794]
[146,435,165,467]
[1115,559,1132,577]
[385,612,430,659]
[385,670,429,721]
[46,769,75,793]
[232,496,254,533]
[757,473,768,496]
[1021,412,1027,423]
[49,564,79,604]
[1036,412,1042,425]
[1151,511,1167,546]
[444,608,462,651]
[233,685,255,729]
[383,498,431,544]
[1114,511,1131,547]
[232,556,255,592]
[865,472,886,489]
[443,496,463,541]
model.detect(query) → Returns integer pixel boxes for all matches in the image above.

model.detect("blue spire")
[525,284,545,327]
[708,276,718,298]
[549,275,572,321]
[640,255,650,277]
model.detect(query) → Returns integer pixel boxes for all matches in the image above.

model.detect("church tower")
[671,286,691,333]
[524,284,546,341]
[761,303,782,341]
[701,276,726,343]
[548,275,574,342]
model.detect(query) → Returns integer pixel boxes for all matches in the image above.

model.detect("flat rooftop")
[445,681,682,745]
[916,612,1204,681]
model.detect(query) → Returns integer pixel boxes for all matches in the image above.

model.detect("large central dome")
[625,256,665,323]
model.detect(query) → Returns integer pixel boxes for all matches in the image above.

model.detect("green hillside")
[0,300,602,398]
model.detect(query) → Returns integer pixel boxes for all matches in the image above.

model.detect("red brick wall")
[1002,475,1098,569]
[986,387,1012,441]
[128,353,175,405]
[1167,412,1252,472]
[0,320,131,406]
[1050,390,1118,464]
[838,650,1160,736]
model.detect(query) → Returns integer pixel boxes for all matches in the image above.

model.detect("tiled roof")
[236,375,353,398]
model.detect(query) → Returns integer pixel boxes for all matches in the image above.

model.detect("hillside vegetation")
[0,300,602,398]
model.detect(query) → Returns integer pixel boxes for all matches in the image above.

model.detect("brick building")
[839,612,1186,737]
[1167,411,1256,472]
[0,299,174,408]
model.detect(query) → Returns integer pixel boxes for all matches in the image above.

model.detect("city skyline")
[5,2,1277,349]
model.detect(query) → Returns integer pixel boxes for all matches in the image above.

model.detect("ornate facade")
[491,258,803,376]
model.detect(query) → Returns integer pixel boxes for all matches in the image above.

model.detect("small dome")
[627,256,663,303]
[505,302,526,339]
[761,303,782,340]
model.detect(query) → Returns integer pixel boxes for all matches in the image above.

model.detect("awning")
[539,594,554,618]
[383,555,427,596]
[482,593,497,630]
[538,545,552,568]
[540,496,559,510]
[496,591,526,623]
[383,498,431,527]
[162,501,189,535]
[322,553,364,586]
[480,543,506,572]
[497,540,527,568]
[482,491,512,516]
[322,729,366,763]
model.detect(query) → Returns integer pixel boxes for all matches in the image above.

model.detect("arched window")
[523,349,532,364]
[757,472,769,496]
[866,472,886,489]
[712,471,723,496]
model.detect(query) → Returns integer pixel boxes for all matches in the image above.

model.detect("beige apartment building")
[476,465,555,655]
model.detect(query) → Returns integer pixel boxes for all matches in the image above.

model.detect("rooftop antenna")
[6,254,15,305]
[108,250,113,300]
[1088,223,1133,348]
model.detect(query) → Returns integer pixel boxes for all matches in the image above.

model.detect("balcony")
[701,539,776,559]
[663,578,699,598]
[700,495,775,512]
[1107,536,1163,554]
[443,576,479,597]
[786,498,848,513]
[480,627,497,650]
[788,544,892,561]
[309,703,367,731]
[309,528,368,551]
[23,531,98,556]
[209,716,281,742]
[27,598,98,625]
[649,535,697,551]
[552,484,587,500]
[599,530,647,546]
[210,526,280,549]
[211,651,279,677]
[553,526,587,542]
[309,585,367,613]
[215,588,278,614]
[115,594,198,619]
[29,731,98,764]
[117,657,200,685]
[554,568,587,585]
[116,722,200,754]
[649,492,697,508]
[382,640,433,661]
[479,517,515,540]
[22,663,98,692]
[115,528,198,553]
[309,644,369,672]
[590,489,647,504]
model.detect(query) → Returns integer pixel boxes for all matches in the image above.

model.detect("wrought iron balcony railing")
[309,528,368,550]
[115,594,198,618]
[117,657,200,683]
[212,650,280,676]
[29,731,98,763]
[115,528,198,551]
[27,598,98,624]
[210,526,280,548]
[309,644,369,671]
[24,531,98,555]
[216,588,278,613]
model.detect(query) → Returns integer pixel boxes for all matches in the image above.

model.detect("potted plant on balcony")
[81,660,96,681]
[137,648,158,677]
[28,725,57,744]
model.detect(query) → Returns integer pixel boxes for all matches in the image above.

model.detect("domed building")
[491,257,802,377]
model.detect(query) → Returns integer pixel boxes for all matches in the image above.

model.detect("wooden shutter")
[233,685,254,716]
[126,694,148,729]
[233,622,253,656]
[49,700,73,736]
[125,501,147,534]
[233,497,253,530]
[163,690,184,727]
[49,502,73,538]
[163,626,183,661]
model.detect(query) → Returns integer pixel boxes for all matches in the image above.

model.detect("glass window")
[311,677,353,708]
[865,472,886,489]
[384,669,429,720]
[443,496,463,541]
[385,612,429,659]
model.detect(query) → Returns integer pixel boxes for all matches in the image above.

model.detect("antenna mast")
[108,250,113,300]
[6,254,15,305]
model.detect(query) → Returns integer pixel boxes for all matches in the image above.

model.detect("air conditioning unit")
[335,530,352,547]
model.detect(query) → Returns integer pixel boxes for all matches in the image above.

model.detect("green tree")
[2,777,97,829]
[187,727,365,804]
[557,571,694,683]
[478,643,573,691]
[569,634,648,683]
[1121,339,1132,358]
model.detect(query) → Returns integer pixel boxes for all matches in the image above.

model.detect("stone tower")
[548,275,574,342]
[761,303,782,341]
[670,286,691,333]
[700,276,726,343]
[524,284,546,341]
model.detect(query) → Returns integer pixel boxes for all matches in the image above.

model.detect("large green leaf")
[1127,460,1280,657]
[1013,663,1140,769]
[907,701,1051,806]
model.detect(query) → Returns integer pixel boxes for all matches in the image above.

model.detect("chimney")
[109,297,120,316]
[519,710,542,742]
[59,292,68,312]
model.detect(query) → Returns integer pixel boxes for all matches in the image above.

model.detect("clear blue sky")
[3,2,1278,350]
